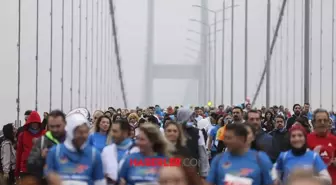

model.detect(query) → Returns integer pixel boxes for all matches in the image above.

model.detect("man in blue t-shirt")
[206,123,273,185]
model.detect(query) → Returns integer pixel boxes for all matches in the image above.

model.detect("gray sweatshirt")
[1,140,16,173]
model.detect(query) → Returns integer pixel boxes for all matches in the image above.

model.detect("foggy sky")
[0,0,335,126]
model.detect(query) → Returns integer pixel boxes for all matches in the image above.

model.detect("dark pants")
[2,171,15,185]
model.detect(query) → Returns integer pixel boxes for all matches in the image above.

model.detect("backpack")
[185,127,200,160]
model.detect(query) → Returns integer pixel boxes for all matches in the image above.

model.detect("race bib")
[62,180,88,185]
[135,182,158,185]
[224,174,253,185]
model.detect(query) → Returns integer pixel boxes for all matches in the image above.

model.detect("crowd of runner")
[0,102,336,185]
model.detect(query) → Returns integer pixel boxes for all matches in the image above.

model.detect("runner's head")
[289,125,307,153]
[312,108,330,137]
[48,109,66,138]
[224,123,248,154]
[111,119,131,145]
[247,110,261,130]
[137,123,172,156]
[275,115,285,129]
[65,112,90,150]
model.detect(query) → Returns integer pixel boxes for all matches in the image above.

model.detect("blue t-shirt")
[206,149,273,185]
[276,150,327,182]
[210,125,220,151]
[44,144,105,185]
[119,152,165,185]
[88,132,108,152]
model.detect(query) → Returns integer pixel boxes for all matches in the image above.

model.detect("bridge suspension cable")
[108,0,128,108]
[251,0,288,107]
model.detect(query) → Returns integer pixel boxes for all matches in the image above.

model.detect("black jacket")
[27,132,60,178]
[286,115,298,130]
[268,129,290,163]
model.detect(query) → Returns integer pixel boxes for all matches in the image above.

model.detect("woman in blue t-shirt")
[119,123,172,185]
[88,115,112,152]
[275,124,331,184]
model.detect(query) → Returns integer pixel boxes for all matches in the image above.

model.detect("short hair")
[232,106,243,113]
[275,115,285,121]
[113,119,131,133]
[225,123,248,142]
[312,108,329,124]
[293,104,301,111]
[48,109,66,121]
[247,110,261,119]
[304,103,310,106]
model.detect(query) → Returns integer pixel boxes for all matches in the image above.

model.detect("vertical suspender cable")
[286,3,289,108]
[230,0,234,105]
[332,0,335,110]
[16,0,22,127]
[265,0,271,108]
[49,0,54,112]
[274,44,277,104]
[90,0,94,111]
[104,7,107,108]
[35,0,39,111]
[61,0,65,111]
[319,0,323,108]
[85,0,88,108]
[102,2,105,109]
[244,0,248,101]
[78,0,82,106]
[301,0,304,103]
[70,0,74,110]
[95,0,99,109]
[309,0,313,104]
[292,0,296,104]
[280,20,283,103]
[100,1,103,109]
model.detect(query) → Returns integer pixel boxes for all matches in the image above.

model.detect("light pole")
[192,4,238,106]
[188,22,212,102]
[190,7,219,105]
[221,1,225,105]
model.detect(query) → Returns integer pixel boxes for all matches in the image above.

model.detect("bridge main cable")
[251,0,288,107]
[108,0,128,108]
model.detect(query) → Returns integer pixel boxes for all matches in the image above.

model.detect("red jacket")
[307,132,336,185]
[15,111,44,177]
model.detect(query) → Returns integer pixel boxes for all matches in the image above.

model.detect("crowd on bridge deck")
[0,101,336,185]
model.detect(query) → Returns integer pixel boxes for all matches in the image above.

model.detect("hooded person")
[176,108,209,178]
[15,111,45,178]
[44,110,106,185]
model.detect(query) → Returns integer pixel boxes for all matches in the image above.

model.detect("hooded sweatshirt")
[15,111,44,177]
[176,108,209,177]
[44,112,106,185]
